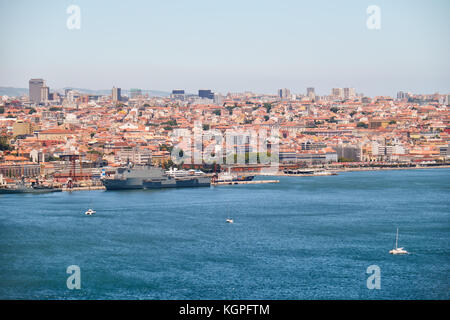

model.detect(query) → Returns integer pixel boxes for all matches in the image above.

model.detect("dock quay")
[62,186,106,192]
[279,172,337,177]
[212,180,279,186]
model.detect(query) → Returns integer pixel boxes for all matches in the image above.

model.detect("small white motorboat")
[85,209,96,215]
[226,218,234,224]
[389,228,408,255]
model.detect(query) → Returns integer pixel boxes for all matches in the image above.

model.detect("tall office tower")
[198,89,214,99]
[306,87,315,99]
[343,87,356,99]
[40,86,49,103]
[29,78,46,104]
[331,88,344,99]
[278,88,291,100]
[213,93,224,105]
[130,88,142,99]
[397,91,406,100]
[112,86,122,102]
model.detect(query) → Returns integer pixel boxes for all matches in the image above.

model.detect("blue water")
[0,169,449,300]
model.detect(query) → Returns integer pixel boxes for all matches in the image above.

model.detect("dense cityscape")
[1,0,449,305]
[0,78,449,188]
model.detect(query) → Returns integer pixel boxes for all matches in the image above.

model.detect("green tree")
[162,120,177,126]
[263,103,272,113]
[357,122,368,128]
[338,157,354,162]
[328,116,337,123]
[163,159,175,170]
[0,135,11,151]
[159,144,173,153]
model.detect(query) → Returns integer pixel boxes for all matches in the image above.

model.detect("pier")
[212,180,279,186]
[62,186,106,192]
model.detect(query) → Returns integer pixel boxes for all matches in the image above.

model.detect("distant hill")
[0,87,171,97]
[0,87,28,97]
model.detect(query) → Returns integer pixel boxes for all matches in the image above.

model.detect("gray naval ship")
[0,175,62,194]
[101,164,211,190]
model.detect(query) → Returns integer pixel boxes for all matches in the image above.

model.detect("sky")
[0,0,449,96]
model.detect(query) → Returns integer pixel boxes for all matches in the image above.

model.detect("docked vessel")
[214,168,255,183]
[282,169,337,176]
[101,164,211,190]
[0,176,61,194]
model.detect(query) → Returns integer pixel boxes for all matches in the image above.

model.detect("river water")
[0,169,449,299]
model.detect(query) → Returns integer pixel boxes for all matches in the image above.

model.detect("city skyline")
[1,0,449,96]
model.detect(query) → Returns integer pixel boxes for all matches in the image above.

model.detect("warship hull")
[101,165,211,190]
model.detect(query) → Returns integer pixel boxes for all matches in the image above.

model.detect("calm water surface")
[0,169,449,299]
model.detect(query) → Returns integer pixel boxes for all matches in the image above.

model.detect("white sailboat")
[85,208,96,215]
[226,217,234,224]
[389,228,408,255]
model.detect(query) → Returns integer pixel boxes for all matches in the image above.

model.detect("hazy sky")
[1,0,449,96]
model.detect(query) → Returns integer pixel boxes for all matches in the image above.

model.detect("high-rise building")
[397,91,407,100]
[198,89,214,99]
[171,90,185,100]
[213,93,224,105]
[29,78,46,104]
[331,88,344,99]
[112,87,122,102]
[40,86,49,103]
[343,88,356,99]
[306,87,315,99]
[278,88,290,100]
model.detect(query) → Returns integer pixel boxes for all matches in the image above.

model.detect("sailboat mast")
[396,228,399,249]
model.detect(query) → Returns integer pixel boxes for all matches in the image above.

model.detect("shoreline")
[259,164,450,177]
[330,164,450,173]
